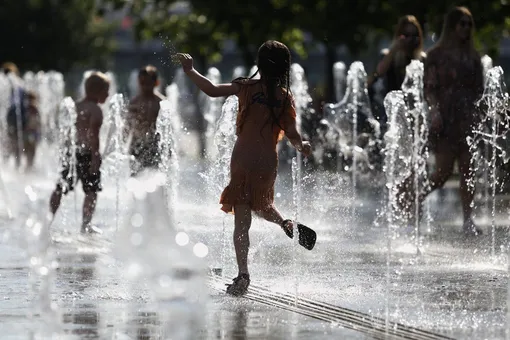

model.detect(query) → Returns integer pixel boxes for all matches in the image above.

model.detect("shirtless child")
[126,65,165,176]
[49,72,109,234]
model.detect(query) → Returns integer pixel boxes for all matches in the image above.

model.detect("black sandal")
[281,219,317,250]
[226,274,250,296]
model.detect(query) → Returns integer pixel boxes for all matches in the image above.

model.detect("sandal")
[281,219,317,250]
[226,274,250,296]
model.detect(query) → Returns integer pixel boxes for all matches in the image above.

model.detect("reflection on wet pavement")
[1,157,509,339]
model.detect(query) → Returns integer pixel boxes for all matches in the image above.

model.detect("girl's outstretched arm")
[176,53,240,97]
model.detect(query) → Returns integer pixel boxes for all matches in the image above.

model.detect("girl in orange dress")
[177,40,312,295]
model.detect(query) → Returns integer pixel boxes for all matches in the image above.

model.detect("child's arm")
[282,98,311,156]
[89,106,103,173]
[177,53,240,97]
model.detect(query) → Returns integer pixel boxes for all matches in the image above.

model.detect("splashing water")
[5,73,26,169]
[333,61,347,102]
[323,62,380,220]
[0,73,11,148]
[400,60,430,252]
[158,99,181,222]
[382,90,408,332]
[23,190,61,337]
[481,55,493,81]
[57,97,78,225]
[206,96,238,197]
[468,66,510,258]
[202,67,224,159]
[283,63,312,164]
[165,83,184,157]
[23,71,65,142]
[382,61,431,248]
[232,66,247,80]
[203,96,238,273]
[290,63,312,137]
[384,91,409,229]
[102,94,130,231]
[291,157,302,304]
[115,171,207,338]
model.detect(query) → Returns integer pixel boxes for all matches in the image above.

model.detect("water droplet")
[39,266,49,276]
[193,243,208,258]
[131,213,143,227]
[175,232,189,246]
[130,232,143,246]
[127,262,143,278]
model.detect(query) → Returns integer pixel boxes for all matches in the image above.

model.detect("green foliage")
[111,0,509,67]
[128,2,226,70]
[190,0,307,64]
[0,0,116,72]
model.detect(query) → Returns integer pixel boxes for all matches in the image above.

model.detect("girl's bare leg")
[256,205,285,226]
[426,149,456,196]
[233,204,252,276]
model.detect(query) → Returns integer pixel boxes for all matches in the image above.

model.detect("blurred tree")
[105,0,510,100]
[120,1,226,72]
[289,0,392,100]
[189,0,306,68]
[0,0,116,72]
[109,0,306,70]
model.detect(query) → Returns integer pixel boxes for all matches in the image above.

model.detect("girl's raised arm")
[177,53,240,97]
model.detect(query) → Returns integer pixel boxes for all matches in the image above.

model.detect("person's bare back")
[126,65,165,175]
[50,71,109,234]
[75,99,103,158]
[127,92,164,141]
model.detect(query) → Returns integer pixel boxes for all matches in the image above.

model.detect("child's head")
[2,62,19,76]
[138,65,159,95]
[256,40,291,87]
[85,72,110,104]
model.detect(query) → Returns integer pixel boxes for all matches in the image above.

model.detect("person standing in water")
[423,6,484,235]
[400,7,485,235]
[368,15,425,131]
[125,65,165,176]
[49,72,110,234]
[177,40,313,296]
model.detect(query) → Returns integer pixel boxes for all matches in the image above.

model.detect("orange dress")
[220,79,297,214]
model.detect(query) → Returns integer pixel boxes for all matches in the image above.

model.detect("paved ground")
[1,139,509,339]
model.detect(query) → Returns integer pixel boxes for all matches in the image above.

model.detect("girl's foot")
[281,219,294,238]
[226,274,250,296]
[81,224,103,235]
[280,219,317,250]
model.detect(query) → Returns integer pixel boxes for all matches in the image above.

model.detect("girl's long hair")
[431,6,478,57]
[248,40,292,134]
[393,15,424,60]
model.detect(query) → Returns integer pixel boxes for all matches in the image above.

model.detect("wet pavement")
[1,140,510,339]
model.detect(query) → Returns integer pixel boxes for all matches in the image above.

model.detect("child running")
[177,40,313,296]
[49,72,109,234]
